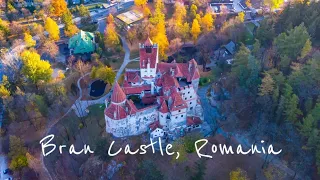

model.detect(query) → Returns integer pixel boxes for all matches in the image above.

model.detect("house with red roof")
[104,38,203,138]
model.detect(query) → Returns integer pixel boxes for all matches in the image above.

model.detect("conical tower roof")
[111,82,126,103]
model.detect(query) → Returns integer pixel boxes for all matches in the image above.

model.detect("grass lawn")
[44,104,106,174]
[126,61,140,69]
[130,49,140,59]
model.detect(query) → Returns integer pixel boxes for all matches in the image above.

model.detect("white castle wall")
[105,106,158,137]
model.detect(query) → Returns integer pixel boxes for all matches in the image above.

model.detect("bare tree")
[75,60,91,77]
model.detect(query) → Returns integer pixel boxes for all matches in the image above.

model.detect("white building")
[104,38,203,138]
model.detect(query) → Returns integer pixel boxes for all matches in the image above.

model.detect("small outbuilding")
[68,30,95,55]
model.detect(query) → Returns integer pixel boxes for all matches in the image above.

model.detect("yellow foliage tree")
[237,12,245,23]
[134,0,147,7]
[90,66,116,84]
[191,19,201,44]
[0,83,10,98]
[245,0,252,8]
[152,25,169,59]
[107,14,114,24]
[149,0,165,25]
[201,12,214,33]
[20,50,53,84]
[105,24,120,49]
[45,17,60,41]
[230,168,248,180]
[173,2,187,25]
[264,0,284,10]
[190,4,198,20]
[52,0,67,17]
[64,24,79,37]
[24,33,36,47]
[143,6,151,17]
[178,22,190,43]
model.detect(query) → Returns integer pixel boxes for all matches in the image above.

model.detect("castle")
[104,38,203,139]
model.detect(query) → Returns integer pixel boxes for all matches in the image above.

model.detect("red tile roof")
[142,95,157,105]
[161,74,180,92]
[187,116,202,126]
[111,82,126,103]
[149,121,163,131]
[125,71,142,84]
[123,84,151,95]
[170,92,188,111]
[105,104,127,120]
[125,100,138,115]
[157,59,200,82]
[159,100,169,113]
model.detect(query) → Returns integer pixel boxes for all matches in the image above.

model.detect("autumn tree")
[24,33,36,48]
[20,50,53,84]
[62,9,79,37]
[152,21,169,59]
[134,0,147,8]
[126,28,137,45]
[105,24,120,49]
[190,4,198,20]
[148,0,169,59]
[0,75,10,98]
[107,14,114,24]
[173,2,187,25]
[264,0,284,10]
[259,72,274,96]
[201,12,214,33]
[52,0,67,17]
[39,40,59,59]
[45,17,60,41]
[178,22,190,43]
[143,6,151,17]
[90,66,116,84]
[237,12,245,23]
[191,19,201,44]
[300,39,312,59]
[8,136,28,171]
[230,168,248,180]
[149,0,165,25]
[76,4,90,17]
[245,0,252,8]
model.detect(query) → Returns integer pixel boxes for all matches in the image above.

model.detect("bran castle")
[104,38,203,140]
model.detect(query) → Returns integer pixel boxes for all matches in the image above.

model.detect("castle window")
[146,47,152,53]
[175,116,178,119]
[185,98,187,100]
[190,96,192,98]
[161,115,163,117]
[190,102,192,105]
[179,110,181,112]
[188,92,190,94]
[190,107,193,110]
[181,115,183,117]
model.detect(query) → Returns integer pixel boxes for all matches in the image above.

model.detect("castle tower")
[111,82,127,105]
[139,38,158,82]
